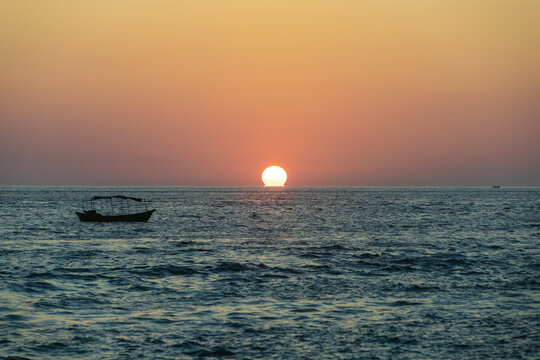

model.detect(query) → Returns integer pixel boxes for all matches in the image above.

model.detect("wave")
[213,261,251,272]
[134,264,202,277]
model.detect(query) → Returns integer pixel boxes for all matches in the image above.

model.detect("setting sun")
[262,166,287,187]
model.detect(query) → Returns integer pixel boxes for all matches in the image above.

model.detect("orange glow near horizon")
[0,1,539,185]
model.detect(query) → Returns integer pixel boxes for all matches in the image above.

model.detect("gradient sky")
[1,0,539,185]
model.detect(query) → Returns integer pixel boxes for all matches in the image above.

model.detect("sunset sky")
[1,0,539,186]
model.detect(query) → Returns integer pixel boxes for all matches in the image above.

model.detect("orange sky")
[1,0,539,185]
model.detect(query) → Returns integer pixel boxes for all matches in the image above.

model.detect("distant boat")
[492,185,501,188]
[76,195,155,222]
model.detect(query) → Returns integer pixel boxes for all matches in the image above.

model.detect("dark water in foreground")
[0,187,539,359]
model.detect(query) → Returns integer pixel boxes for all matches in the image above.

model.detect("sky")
[1,0,539,186]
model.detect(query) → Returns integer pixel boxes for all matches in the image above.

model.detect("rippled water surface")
[0,187,539,359]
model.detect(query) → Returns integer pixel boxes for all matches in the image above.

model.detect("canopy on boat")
[90,195,143,202]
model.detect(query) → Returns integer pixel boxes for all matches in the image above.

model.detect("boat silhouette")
[76,195,155,222]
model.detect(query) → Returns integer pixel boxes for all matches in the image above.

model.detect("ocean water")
[0,187,539,359]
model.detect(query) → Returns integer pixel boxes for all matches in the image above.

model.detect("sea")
[0,187,538,359]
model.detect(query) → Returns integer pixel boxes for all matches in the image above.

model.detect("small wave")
[136,265,202,277]
[503,278,539,290]
[52,267,93,273]
[389,300,423,306]
[21,280,60,292]
[71,335,98,344]
[299,253,322,258]
[66,250,103,258]
[43,267,102,280]
[303,264,331,270]
[1,314,29,322]
[386,254,473,271]
[213,261,251,272]
[60,273,101,281]
[260,273,289,279]
[172,340,202,349]
[134,315,176,325]
[179,248,214,253]
[172,340,235,357]
[355,252,380,259]
[318,244,348,250]
[181,214,201,218]
[127,284,156,292]
[442,257,469,265]
[382,265,416,272]
[172,240,195,247]
[385,336,418,345]
[268,266,303,275]
[25,271,52,279]
[185,347,235,357]
[32,341,68,352]
[381,282,443,292]
[406,283,442,292]
[485,244,504,249]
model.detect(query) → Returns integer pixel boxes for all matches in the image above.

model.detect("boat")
[76,195,155,222]
[492,185,501,188]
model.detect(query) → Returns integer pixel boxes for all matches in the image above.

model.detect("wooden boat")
[76,195,155,222]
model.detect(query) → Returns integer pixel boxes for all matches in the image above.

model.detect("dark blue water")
[1,187,539,359]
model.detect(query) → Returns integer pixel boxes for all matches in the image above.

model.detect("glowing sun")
[262,166,287,187]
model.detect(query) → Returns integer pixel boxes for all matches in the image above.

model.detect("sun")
[262,166,287,187]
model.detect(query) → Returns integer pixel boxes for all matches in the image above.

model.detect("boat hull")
[76,209,155,222]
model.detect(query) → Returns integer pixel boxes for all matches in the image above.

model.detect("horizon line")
[1,184,539,188]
